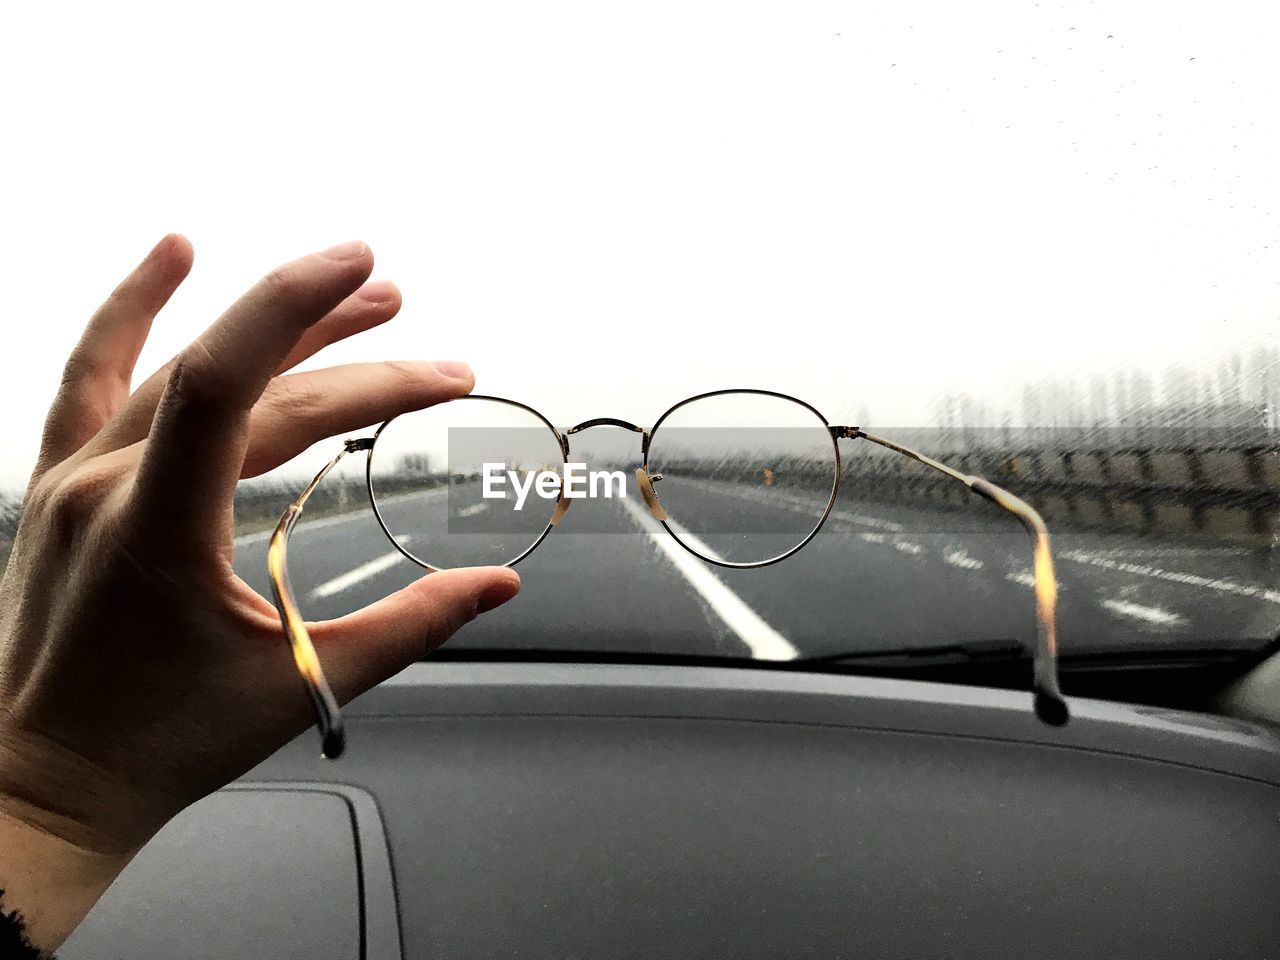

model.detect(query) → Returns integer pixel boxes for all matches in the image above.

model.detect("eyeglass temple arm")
[838,428,1069,726]
[266,437,373,760]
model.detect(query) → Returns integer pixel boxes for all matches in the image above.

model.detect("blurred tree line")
[0,490,20,569]
[933,346,1278,449]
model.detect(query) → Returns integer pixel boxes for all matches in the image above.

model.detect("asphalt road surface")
[233,475,1280,663]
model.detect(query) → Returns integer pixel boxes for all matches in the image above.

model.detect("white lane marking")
[1101,598,1187,627]
[829,509,905,533]
[1062,550,1280,605]
[894,541,923,555]
[663,517,729,565]
[456,503,488,518]
[234,508,362,546]
[859,532,887,544]
[308,536,412,600]
[1071,546,1253,559]
[618,496,799,661]
[233,487,447,546]
[944,548,984,570]
[678,477,905,532]
[1005,569,1069,593]
[1007,571,1036,589]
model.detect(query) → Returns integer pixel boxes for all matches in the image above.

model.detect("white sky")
[1,0,1277,488]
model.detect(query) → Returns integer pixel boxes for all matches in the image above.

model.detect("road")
[232,475,1280,662]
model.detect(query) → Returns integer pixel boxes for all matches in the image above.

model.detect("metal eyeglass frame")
[268,388,1069,759]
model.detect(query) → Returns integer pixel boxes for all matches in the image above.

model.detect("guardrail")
[652,427,1278,539]
[842,440,1279,538]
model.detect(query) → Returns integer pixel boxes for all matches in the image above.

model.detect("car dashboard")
[61,661,1280,959]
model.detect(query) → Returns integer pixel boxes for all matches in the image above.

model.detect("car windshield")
[3,1,1277,669]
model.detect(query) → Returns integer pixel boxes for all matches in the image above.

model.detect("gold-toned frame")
[268,389,1068,759]
[266,437,372,759]
[367,395,570,572]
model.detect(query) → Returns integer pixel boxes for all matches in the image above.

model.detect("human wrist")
[0,804,129,955]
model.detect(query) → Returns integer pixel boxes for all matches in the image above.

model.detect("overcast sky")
[1,0,1277,489]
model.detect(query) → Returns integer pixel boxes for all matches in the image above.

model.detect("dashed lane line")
[1007,571,1036,589]
[1061,549,1280,606]
[308,536,413,600]
[676,478,905,532]
[697,481,1274,614]
[944,549,984,571]
[1101,598,1187,627]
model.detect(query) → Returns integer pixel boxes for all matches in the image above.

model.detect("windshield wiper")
[422,643,1271,715]
[430,640,1269,672]
[425,642,1032,670]
[798,639,1029,667]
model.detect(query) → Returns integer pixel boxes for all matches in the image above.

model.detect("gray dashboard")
[64,663,1280,959]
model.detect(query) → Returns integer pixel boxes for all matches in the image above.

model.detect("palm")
[0,236,519,858]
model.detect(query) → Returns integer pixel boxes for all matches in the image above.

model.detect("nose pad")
[549,491,571,526]
[635,468,667,521]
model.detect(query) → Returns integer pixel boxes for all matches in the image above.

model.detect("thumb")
[308,567,521,703]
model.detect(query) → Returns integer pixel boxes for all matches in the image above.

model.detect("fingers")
[278,279,401,372]
[81,280,402,461]
[309,567,521,703]
[241,360,474,478]
[37,235,193,475]
[132,242,374,542]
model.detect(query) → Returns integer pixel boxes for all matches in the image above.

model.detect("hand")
[0,237,520,952]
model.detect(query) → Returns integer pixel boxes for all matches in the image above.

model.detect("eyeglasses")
[268,388,1069,758]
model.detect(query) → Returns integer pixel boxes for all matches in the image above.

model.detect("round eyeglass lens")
[645,391,839,566]
[367,397,565,569]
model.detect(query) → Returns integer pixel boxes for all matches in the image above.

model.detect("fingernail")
[435,360,473,381]
[358,280,397,303]
[321,240,368,260]
[476,575,520,614]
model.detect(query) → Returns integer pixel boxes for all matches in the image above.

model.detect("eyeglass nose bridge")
[565,416,645,436]
[551,418,665,523]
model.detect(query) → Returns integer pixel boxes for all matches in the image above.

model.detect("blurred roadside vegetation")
[0,490,17,572]
[0,479,379,577]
